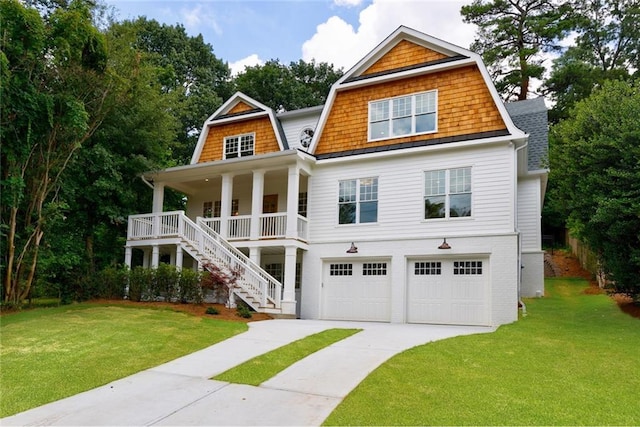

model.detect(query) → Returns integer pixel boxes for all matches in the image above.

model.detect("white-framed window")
[330,263,353,276]
[298,192,308,217]
[369,90,437,141]
[338,177,378,224]
[424,167,471,219]
[224,133,254,159]
[213,199,239,217]
[414,261,442,275]
[453,260,483,275]
[363,262,387,276]
[203,201,213,218]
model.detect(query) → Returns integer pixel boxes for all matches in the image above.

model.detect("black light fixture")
[346,242,358,253]
[438,238,451,250]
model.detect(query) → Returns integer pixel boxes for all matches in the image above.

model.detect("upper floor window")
[339,177,378,224]
[224,133,254,159]
[369,91,437,141]
[424,167,471,219]
[298,192,308,217]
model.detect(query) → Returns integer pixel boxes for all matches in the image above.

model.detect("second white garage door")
[321,260,391,322]
[407,259,490,326]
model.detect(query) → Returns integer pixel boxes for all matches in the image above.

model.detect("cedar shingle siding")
[228,101,256,115]
[363,40,449,75]
[197,116,280,162]
[315,65,506,156]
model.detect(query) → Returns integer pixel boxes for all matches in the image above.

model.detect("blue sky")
[104,0,476,74]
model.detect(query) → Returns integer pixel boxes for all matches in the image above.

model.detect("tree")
[544,0,639,122]
[233,59,342,111]
[550,79,640,300]
[461,0,570,100]
[117,18,233,164]
[1,0,112,303]
[36,20,180,296]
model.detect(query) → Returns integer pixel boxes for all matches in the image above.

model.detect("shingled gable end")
[125,26,547,327]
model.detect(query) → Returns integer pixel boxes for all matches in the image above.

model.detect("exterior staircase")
[127,211,282,313]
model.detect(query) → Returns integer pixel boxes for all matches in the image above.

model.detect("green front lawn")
[0,304,247,417]
[325,278,640,426]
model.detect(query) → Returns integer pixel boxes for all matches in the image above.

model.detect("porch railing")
[178,213,309,241]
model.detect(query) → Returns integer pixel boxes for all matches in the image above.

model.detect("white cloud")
[228,54,264,76]
[180,4,222,36]
[302,0,476,71]
[334,0,365,7]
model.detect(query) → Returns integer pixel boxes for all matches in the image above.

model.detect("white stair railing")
[128,211,281,310]
[197,217,283,307]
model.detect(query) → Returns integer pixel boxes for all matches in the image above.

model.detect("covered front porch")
[124,150,314,317]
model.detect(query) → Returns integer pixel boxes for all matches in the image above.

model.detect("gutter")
[141,175,154,189]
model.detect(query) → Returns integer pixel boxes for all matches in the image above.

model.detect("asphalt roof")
[504,97,549,171]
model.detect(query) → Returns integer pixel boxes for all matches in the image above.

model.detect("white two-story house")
[125,26,548,327]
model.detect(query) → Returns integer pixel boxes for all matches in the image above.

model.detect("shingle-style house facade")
[125,26,548,326]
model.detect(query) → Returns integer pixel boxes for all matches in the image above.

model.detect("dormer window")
[224,133,254,159]
[369,90,437,141]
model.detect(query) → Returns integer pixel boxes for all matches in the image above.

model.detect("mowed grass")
[325,278,640,426]
[214,328,361,385]
[0,304,247,417]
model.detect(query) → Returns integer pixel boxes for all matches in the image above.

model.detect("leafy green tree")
[461,0,570,100]
[116,18,232,164]
[550,79,640,300]
[1,0,111,303]
[37,22,180,294]
[544,0,639,122]
[234,59,342,111]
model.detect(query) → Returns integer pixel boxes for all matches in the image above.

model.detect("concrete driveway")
[2,319,494,426]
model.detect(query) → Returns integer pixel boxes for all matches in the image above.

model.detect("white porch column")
[124,246,132,268]
[286,165,300,239]
[220,173,234,238]
[151,245,160,268]
[281,245,297,316]
[250,170,265,240]
[152,182,165,213]
[175,245,183,270]
[249,247,261,266]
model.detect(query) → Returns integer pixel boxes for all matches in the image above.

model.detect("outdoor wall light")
[346,242,358,253]
[438,238,451,250]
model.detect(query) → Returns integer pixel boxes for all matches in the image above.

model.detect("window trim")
[224,132,255,159]
[368,90,438,142]
[423,167,473,221]
[337,177,379,225]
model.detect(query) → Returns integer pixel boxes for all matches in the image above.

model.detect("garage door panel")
[408,259,489,326]
[322,260,391,322]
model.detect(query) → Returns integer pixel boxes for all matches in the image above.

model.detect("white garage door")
[322,260,391,322]
[407,259,489,326]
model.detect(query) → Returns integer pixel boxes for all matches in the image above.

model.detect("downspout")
[514,138,528,317]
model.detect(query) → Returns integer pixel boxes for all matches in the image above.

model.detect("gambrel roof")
[190,92,288,164]
[308,25,527,155]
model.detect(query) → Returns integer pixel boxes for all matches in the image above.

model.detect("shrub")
[128,266,153,302]
[205,306,219,315]
[236,300,253,319]
[179,268,204,304]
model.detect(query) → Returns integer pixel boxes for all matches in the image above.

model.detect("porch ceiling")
[143,150,315,195]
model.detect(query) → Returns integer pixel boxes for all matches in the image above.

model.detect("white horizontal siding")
[280,114,321,150]
[308,143,515,243]
[517,177,541,251]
